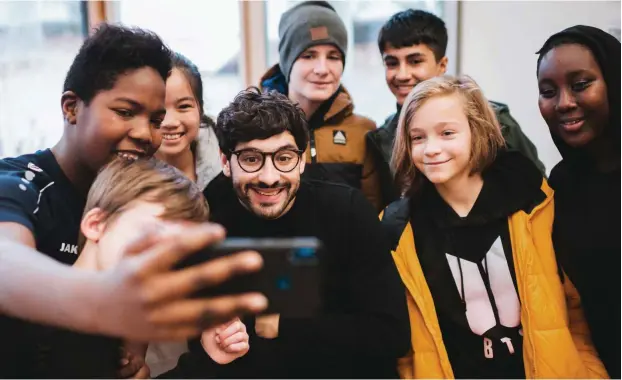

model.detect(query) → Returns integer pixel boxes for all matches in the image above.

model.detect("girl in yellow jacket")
[381,75,607,379]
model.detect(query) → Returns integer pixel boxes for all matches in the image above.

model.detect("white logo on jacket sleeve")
[28,162,43,172]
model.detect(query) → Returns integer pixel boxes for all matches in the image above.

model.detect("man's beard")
[234,180,298,219]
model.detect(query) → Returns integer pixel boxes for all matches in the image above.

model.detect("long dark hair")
[171,52,215,155]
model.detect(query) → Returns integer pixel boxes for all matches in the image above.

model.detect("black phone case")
[177,238,322,318]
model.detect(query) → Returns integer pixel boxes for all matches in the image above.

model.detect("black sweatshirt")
[410,151,545,379]
[542,25,621,379]
[164,174,410,379]
[0,150,121,378]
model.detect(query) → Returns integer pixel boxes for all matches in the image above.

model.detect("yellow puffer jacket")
[383,180,608,379]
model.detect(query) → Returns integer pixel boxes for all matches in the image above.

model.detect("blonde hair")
[391,75,505,196]
[78,158,209,251]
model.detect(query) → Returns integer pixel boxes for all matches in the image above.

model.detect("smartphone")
[177,237,322,318]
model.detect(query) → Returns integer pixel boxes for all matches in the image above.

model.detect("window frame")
[249,1,460,86]
[101,1,460,87]
[86,0,107,32]
[0,1,93,158]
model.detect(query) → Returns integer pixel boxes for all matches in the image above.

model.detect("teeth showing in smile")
[163,133,183,140]
[561,120,582,125]
[560,118,585,132]
[117,152,139,160]
[255,189,281,196]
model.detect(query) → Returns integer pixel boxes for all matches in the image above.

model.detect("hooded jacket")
[367,101,546,208]
[260,64,383,210]
[194,125,222,191]
[540,25,621,379]
[380,151,607,379]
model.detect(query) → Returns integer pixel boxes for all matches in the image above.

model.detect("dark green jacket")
[366,101,546,209]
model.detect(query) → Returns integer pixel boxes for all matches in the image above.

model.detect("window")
[0,1,86,158]
[265,0,456,125]
[0,1,458,158]
[111,0,243,121]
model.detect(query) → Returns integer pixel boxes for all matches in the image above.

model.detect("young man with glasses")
[166,88,410,378]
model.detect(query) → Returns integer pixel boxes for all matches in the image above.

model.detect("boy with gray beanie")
[260,1,384,211]
[277,1,348,82]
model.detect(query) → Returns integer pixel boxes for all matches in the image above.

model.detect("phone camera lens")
[295,247,315,258]
[276,276,291,290]
[289,247,318,266]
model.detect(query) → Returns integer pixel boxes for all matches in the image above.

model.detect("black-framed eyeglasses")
[230,147,304,173]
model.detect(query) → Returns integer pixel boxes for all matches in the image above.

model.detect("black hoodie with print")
[538,25,621,378]
[409,151,545,378]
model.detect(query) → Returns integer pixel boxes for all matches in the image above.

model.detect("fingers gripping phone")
[177,237,322,318]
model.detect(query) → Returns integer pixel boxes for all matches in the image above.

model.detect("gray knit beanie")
[278,1,348,82]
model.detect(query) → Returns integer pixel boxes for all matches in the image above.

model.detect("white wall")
[458,0,621,173]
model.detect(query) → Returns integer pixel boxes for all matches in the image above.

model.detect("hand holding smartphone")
[177,237,322,318]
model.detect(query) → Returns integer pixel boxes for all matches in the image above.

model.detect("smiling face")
[538,43,609,148]
[383,43,447,106]
[288,44,344,105]
[67,67,166,172]
[157,68,201,157]
[409,93,473,185]
[221,131,305,220]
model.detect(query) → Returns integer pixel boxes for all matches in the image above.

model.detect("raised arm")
[0,222,267,341]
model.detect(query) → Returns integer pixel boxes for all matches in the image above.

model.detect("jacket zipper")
[309,130,317,164]
[509,185,553,378]
[523,191,553,377]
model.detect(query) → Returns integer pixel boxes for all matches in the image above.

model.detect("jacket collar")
[259,63,354,125]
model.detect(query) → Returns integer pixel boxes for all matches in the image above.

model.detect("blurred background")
[0,0,619,173]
